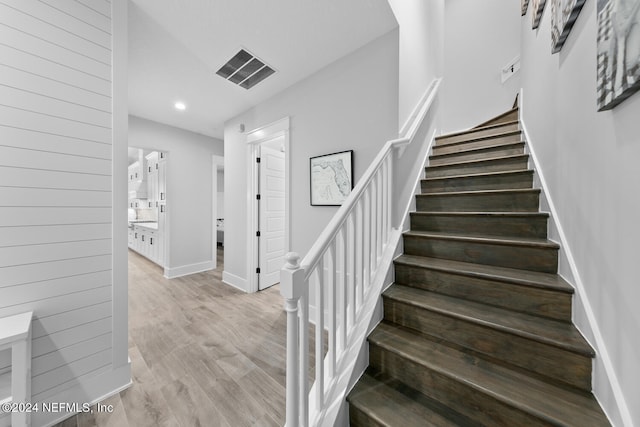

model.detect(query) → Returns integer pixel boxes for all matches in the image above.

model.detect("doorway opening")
[246,117,290,292]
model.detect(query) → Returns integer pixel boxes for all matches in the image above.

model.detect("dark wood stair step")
[421,169,534,193]
[424,154,529,178]
[403,230,558,273]
[347,372,473,427]
[416,188,540,214]
[410,211,547,239]
[473,107,519,129]
[430,141,524,165]
[393,255,572,320]
[435,121,520,146]
[368,322,610,427]
[434,131,522,154]
[383,284,592,390]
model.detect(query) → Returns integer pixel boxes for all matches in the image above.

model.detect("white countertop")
[131,222,158,230]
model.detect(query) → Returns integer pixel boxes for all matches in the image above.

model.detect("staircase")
[346,107,611,426]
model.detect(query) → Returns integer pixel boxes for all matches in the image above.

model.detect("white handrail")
[281,78,441,427]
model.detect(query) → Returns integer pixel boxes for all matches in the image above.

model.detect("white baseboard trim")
[520,89,632,427]
[222,271,248,292]
[164,260,215,279]
[35,362,131,427]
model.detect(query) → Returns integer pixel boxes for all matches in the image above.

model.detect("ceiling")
[128,0,398,139]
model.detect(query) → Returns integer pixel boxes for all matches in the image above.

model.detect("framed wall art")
[310,150,353,206]
[532,0,548,29]
[596,0,640,110]
[522,0,531,16]
[551,0,587,53]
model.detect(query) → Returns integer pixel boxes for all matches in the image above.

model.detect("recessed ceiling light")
[174,101,186,111]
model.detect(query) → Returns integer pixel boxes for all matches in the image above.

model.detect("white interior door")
[259,143,286,290]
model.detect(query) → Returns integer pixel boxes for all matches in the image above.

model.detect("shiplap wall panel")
[0,0,114,409]
[0,105,111,143]
[0,223,111,247]
[0,44,111,95]
[32,301,112,339]
[0,167,111,191]
[32,317,112,358]
[0,23,110,80]
[38,0,111,34]
[0,286,112,374]
[0,239,112,268]
[0,187,111,207]
[0,146,111,175]
[0,63,112,114]
[0,207,111,226]
[0,273,111,310]
[1,0,111,48]
[74,0,111,19]
[0,84,111,127]
[0,3,111,64]
[0,255,112,288]
[33,364,112,402]
[32,333,112,377]
[0,123,111,159]
[32,348,112,396]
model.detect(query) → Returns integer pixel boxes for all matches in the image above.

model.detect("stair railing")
[281,78,441,427]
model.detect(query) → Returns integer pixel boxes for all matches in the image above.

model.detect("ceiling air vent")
[216,49,275,90]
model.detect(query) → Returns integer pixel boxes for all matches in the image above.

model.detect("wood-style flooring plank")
[54,248,286,426]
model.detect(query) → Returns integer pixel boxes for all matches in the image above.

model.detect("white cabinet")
[130,224,162,267]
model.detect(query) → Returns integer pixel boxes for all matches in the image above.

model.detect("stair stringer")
[321,128,439,427]
[520,90,631,427]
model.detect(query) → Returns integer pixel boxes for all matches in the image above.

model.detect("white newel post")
[281,252,304,427]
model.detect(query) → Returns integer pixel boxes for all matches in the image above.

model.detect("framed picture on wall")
[532,0,548,29]
[522,0,531,16]
[596,0,640,110]
[310,150,353,206]
[551,0,587,53]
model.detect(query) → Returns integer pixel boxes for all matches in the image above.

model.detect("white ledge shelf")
[0,311,33,427]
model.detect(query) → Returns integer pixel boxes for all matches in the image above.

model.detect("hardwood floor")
[54,248,286,427]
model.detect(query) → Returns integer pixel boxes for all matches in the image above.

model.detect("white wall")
[441,0,521,132]
[519,2,639,425]
[128,116,224,276]
[0,1,130,425]
[224,30,399,291]
[387,0,444,131]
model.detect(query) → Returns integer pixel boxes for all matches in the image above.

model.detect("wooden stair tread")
[369,323,609,426]
[403,230,559,249]
[383,285,592,356]
[418,188,540,197]
[394,254,572,293]
[473,107,519,129]
[348,372,467,427]
[422,169,532,183]
[426,154,529,170]
[431,141,523,160]
[436,120,519,141]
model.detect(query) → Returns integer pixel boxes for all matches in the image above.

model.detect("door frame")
[212,154,224,270]
[245,117,290,293]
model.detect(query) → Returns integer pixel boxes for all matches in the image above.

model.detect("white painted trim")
[111,0,130,372]
[212,155,224,270]
[222,271,248,292]
[519,89,632,427]
[245,117,291,293]
[36,362,131,427]
[164,260,215,279]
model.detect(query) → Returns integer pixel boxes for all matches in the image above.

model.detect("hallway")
[56,248,286,426]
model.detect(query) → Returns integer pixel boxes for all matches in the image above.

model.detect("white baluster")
[299,289,309,427]
[328,243,336,378]
[280,253,304,427]
[315,258,325,409]
[349,213,357,327]
[340,226,348,352]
